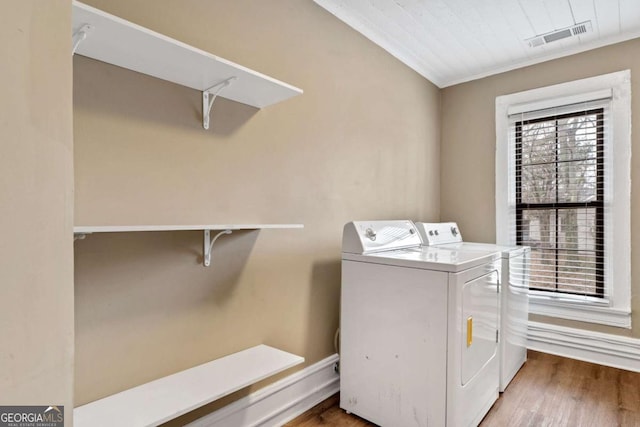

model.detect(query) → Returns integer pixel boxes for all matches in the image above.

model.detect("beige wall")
[73,0,440,421]
[0,0,75,424]
[441,38,640,337]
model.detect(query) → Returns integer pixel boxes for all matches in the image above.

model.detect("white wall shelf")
[74,345,304,427]
[74,224,304,267]
[73,224,304,234]
[72,1,303,129]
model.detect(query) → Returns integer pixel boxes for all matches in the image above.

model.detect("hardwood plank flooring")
[286,351,640,426]
[285,394,372,427]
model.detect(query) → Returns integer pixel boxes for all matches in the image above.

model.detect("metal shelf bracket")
[202,76,237,130]
[203,229,232,267]
[72,24,93,55]
[74,232,91,241]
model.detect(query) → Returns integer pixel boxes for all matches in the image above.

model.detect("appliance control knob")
[451,227,458,236]
[434,230,439,236]
[365,228,377,241]
[409,228,415,234]
[429,230,434,236]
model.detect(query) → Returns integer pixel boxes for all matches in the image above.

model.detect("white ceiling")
[313,0,640,87]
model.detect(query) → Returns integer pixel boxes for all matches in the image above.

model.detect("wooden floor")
[286,351,640,426]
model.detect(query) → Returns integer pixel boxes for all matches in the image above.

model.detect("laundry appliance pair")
[340,220,529,426]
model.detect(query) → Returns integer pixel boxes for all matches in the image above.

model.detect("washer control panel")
[342,220,422,254]
[415,222,463,246]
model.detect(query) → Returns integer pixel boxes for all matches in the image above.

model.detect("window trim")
[495,70,631,328]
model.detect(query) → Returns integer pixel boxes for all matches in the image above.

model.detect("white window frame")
[495,70,631,328]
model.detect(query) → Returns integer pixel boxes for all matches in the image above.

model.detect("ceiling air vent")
[526,21,592,48]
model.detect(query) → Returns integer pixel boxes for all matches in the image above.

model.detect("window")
[495,71,631,328]
[515,108,604,298]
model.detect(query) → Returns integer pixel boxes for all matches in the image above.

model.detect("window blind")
[509,98,609,298]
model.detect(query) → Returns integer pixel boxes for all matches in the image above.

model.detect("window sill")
[529,293,631,328]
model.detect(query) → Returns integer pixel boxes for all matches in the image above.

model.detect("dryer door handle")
[466,316,473,347]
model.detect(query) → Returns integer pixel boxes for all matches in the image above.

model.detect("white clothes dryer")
[340,220,501,426]
[415,222,530,392]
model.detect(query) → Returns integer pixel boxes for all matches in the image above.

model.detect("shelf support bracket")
[203,229,233,267]
[202,76,238,130]
[74,232,91,241]
[72,24,93,55]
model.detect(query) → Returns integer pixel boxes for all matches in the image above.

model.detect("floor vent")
[527,21,592,48]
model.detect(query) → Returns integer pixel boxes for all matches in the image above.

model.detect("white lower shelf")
[74,345,304,427]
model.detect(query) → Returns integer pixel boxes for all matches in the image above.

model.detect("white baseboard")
[187,353,340,427]
[527,321,640,373]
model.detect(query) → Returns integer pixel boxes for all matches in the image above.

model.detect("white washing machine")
[415,222,530,392]
[340,220,501,427]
